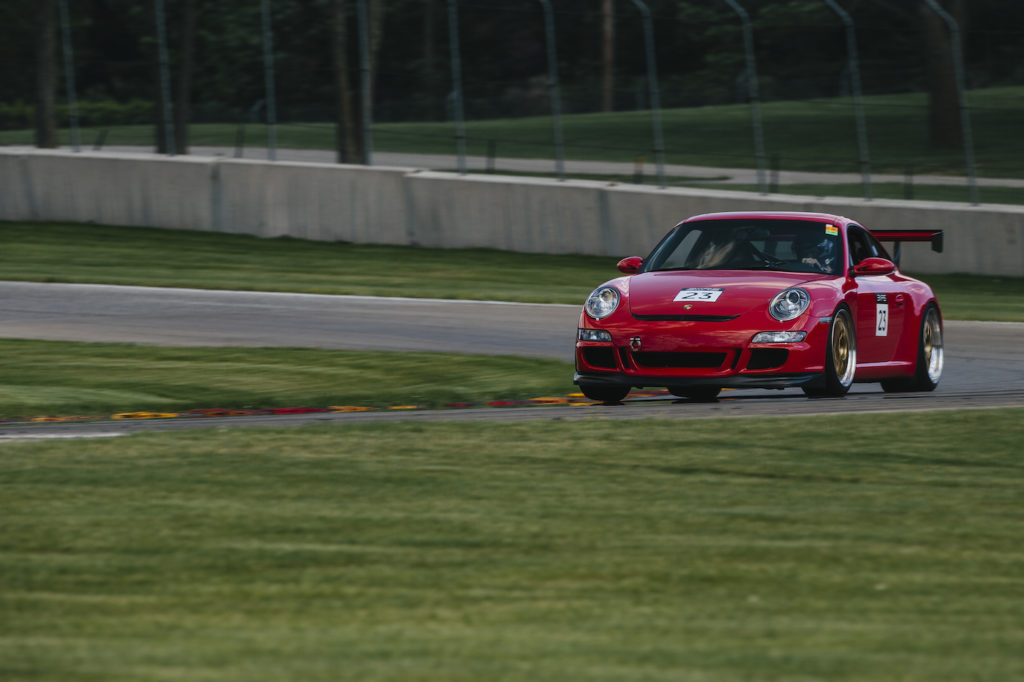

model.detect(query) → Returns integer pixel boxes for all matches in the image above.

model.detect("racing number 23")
[675,288,725,302]
[876,302,888,336]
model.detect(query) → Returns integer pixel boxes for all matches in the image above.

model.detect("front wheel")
[803,306,856,398]
[578,383,631,403]
[881,303,943,393]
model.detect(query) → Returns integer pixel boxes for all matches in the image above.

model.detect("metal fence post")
[627,0,665,187]
[537,0,565,180]
[153,0,175,155]
[357,0,373,165]
[723,0,766,194]
[823,0,871,200]
[260,0,277,161]
[57,0,80,152]
[447,0,467,174]
[921,0,978,205]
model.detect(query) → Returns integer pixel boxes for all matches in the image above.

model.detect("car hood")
[627,270,830,317]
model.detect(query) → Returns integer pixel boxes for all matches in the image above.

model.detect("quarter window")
[846,225,890,265]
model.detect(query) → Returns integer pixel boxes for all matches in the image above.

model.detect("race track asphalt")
[1,280,1022,438]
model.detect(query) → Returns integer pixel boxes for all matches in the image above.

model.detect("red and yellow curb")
[5,390,679,425]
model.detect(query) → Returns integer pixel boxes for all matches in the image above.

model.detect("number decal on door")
[875,293,888,337]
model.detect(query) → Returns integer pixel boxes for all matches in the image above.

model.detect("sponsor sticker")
[825,224,839,236]
[875,293,888,336]
[674,287,724,302]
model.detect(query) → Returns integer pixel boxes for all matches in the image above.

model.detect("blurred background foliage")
[2,0,1021,159]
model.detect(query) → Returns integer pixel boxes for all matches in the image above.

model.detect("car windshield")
[645,218,843,275]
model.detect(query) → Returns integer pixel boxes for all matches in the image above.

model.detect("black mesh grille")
[582,347,617,369]
[633,352,727,369]
[747,348,789,370]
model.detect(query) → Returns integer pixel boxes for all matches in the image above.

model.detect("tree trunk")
[333,0,361,163]
[921,0,966,149]
[153,1,170,154]
[173,0,198,154]
[601,0,614,112]
[368,0,385,103]
[35,0,58,148]
[421,0,438,119]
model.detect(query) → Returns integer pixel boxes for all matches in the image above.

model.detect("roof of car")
[682,211,851,225]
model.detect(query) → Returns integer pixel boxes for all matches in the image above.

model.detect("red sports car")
[574,211,944,402]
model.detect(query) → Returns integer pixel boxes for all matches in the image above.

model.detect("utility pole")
[627,0,665,187]
[921,0,978,205]
[447,0,467,174]
[823,0,871,199]
[723,0,766,194]
[261,0,277,160]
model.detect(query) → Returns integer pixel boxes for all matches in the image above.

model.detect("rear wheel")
[578,383,631,403]
[881,304,943,393]
[669,387,721,402]
[803,306,856,397]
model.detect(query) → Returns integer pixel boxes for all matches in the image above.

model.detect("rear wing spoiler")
[869,229,944,265]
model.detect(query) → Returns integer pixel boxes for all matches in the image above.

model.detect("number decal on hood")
[674,288,724,302]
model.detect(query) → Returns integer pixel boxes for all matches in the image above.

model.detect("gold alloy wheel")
[923,307,944,384]
[832,310,856,388]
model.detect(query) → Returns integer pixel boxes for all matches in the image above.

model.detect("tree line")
[6,0,1020,161]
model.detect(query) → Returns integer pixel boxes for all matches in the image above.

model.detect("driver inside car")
[794,231,837,273]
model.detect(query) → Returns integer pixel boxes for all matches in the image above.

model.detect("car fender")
[800,280,847,321]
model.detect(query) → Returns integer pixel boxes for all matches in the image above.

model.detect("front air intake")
[747,348,788,370]
[632,352,727,369]
[582,347,617,369]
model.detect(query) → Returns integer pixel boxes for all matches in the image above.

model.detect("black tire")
[669,386,722,402]
[578,383,631,403]
[803,306,856,398]
[881,303,943,393]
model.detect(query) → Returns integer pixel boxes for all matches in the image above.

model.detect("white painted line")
[0,432,127,442]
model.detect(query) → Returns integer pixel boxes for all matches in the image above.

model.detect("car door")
[847,225,905,364]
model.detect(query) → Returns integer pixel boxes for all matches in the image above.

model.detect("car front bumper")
[574,316,831,391]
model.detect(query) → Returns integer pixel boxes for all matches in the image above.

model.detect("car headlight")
[769,287,810,322]
[585,286,621,320]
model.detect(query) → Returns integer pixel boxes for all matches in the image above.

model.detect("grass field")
[0,339,574,420]
[3,87,1022,179]
[4,221,1023,321]
[2,411,1023,681]
[3,86,1023,680]
[0,221,606,304]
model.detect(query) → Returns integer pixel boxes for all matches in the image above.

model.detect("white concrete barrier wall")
[0,150,213,230]
[2,149,1022,276]
[214,160,415,244]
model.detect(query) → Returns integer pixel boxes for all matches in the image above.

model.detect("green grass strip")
[0,339,576,420]
[4,86,1023,178]
[2,410,1023,681]
[0,221,605,304]
[4,221,1023,321]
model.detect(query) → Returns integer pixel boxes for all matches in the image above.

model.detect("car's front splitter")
[574,371,824,391]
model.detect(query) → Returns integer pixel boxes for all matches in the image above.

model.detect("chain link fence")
[4,0,1023,201]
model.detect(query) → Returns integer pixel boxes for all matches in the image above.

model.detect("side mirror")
[853,257,896,276]
[617,256,644,275]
